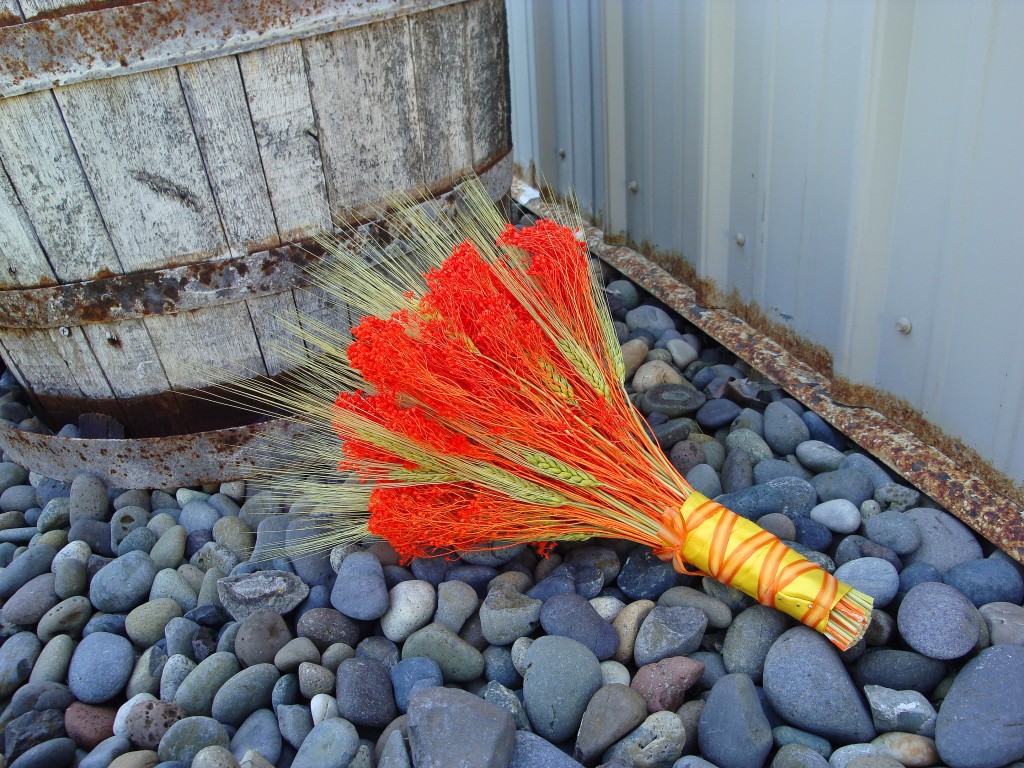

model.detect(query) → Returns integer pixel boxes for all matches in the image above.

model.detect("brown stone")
[234,609,292,667]
[124,699,188,750]
[64,701,117,750]
[631,656,706,712]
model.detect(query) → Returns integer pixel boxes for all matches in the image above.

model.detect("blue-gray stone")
[684,463,722,499]
[864,511,921,555]
[792,518,832,551]
[118,526,158,556]
[723,605,791,684]
[607,281,640,310]
[69,520,115,556]
[732,408,765,437]
[853,649,947,696]
[772,726,832,759]
[721,449,754,495]
[408,686,516,768]
[286,520,335,587]
[110,505,149,546]
[276,704,312,750]
[897,582,980,660]
[291,718,360,768]
[483,645,521,688]
[446,564,500,598]
[523,636,602,743]
[794,440,845,473]
[810,469,874,507]
[802,411,846,451]
[699,674,772,768]
[0,486,36,513]
[762,627,876,743]
[335,657,397,728]
[480,585,543,645]
[691,651,728,690]
[157,716,229,764]
[839,454,892,489]
[78,735,133,768]
[7,737,75,768]
[229,708,281,764]
[391,657,443,712]
[511,731,584,768]
[526,575,575,602]
[616,547,680,600]
[898,562,941,596]
[696,399,741,430]
[626,306,676,337]
[873,482,920,513]
[178,501,221,535]
[272,674,300,709]
[902,508,983,575]
[763,402,810,456]
[0,544,56,599]
[753,459,811,485]
[0,632,41,699]
[211,663,280,726]
[356,636,400,671]
[165,617,202,660]
[67,632,133,703]
[410,557,450,586]
[768,477,818,518]
[218,570,308,621]
[633,606,707,666]
[943,557,1024,607]
[715,486,784,521]
[540,592,618,660]
[726,429,773,464]
[834,558,899,608]
[936,645,1024,768]
[89,550,157,612]
[770,744,830,768]
[652,419,695,450]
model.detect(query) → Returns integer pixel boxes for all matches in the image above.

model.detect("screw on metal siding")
[58,326,70,336]
[896,317,913,335]
[734,233,746,247]
[628,181,638,193]
[558,148,566,158]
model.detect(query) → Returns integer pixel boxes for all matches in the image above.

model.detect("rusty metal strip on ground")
[0,0,469,98]
[0,417,305,487]
[514,180,1024,563]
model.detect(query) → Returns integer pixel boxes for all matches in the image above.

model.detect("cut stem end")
[823,588,874,651]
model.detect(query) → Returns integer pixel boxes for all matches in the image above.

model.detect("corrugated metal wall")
[507,0,1024,486]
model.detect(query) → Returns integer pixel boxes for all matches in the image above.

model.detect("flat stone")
[723,604,791,683]
[335,657,397,728]
[864,685,936,737]
[156,716,229,765]
[407,686,515,768]
[811,469,874,507]
[330,551,388,620]
[943,557,1024,607]
[852,649,947,696]
[897,582,981,660]
[211,664,279,726]
[540,591,619,660]
[642,383,706,418]
[699,673,773,768]
[296,607,359,651]
[685,463,722,499]
[173,652,240,716]
[522,635,602,743]
[574,684,647,764]
[602,710,686,767]
[901,508,983,574]
[764,402,810,456]
[288,718,360,768]
[0,544,56,599]
[617,547,680,600]
[763,627,876,743]
[89,550,158,613]
[863,512,921,556]
[2,572,58,625]
[633,605,707,666]
[217,570,309,621]
[402,622,483,683]
[935,645,1024,768]
[228,709,280,765]
[795,441,845,473]
[380,579,436,643]
[834,558,899,609]
[68,632,133,704]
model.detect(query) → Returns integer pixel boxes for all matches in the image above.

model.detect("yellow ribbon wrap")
[654,491,868,641]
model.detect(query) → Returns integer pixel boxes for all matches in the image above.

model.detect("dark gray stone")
[540,592,618,660]
[330,551,388,620]
[943,557,1024,607]
[217,570,309,621]
[633,605,707,666]
[810,469,874,507]
[763,402,810,456]
[714,486,783,521]
[512,731,584,768]
[721,449,754,495]
[291,718,360,768]
[407,686,515,768]
[699,674,772,768]
[902,508,982,574]
[852,649,946,696]
[7,737,75,768]
[523,635,602,743]
[897,582,981,660]
[335,657,396,728]
[574,684,647,764]
[723,605,790,684]
[617,547,681,600]
[762,627,876,743]
[936,645,1024,768]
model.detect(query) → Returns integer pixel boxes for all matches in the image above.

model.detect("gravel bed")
[0,263,1022,768]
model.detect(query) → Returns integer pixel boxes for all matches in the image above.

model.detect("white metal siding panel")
[506,0,1023,484]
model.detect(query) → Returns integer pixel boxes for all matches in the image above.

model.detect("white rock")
[310,693,339,726]
[632,360,685,393]
[590,596,626,623]
[114,692,157,735]
[51,540,91,573]
[219,480,246,500]
[810,498,862,533]
[175,488,210,506]
[600,660,631,686]
[380,580,436,642]
[511,637,533,676]
[666,339,699,370]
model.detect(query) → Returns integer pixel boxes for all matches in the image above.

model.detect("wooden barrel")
[0,0,511,438]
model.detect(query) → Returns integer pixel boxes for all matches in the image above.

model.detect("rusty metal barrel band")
[0,151,512,330]
[0,0,470,98]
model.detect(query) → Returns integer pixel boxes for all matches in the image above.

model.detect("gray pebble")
[1,572,58,625]
[721,450,754,494]
[633,605,707,666]
[771,744,830,768]
[523,635,602,743]
[943,557,1024,607]
[809,499,861,533]
[89,550,158,612]
[685,463,723,499]
[726,429,774,465]
[77,735,133,768]
[330,551,388,620]
[873,483,919,513]
[174,652,241,716]
[157,716,229,764]
[763,627,876,743]
[863,511,921,555]
[36,498,69,533]
[69,474,109,525]
[67,631,133,703]
[110,506,150,546]
[574,684,648,764]
[0,631,41,698]
[810,469,874,507]
[897,582,981,660]
[764,402,810,456]
[540,592,619,660]
[839,454,892,490]
[864,685,936,736]
[36,596,92,642]
[276,703,313,750]
[408,686,515,768]
[602,710,686,767]
[211,664,280,726]
[434,579,479,633]
[126,598,182,647]
[229,708,281,765]
[0,544,55,599]
[480,585,542,645]
[723,604,791,683]
[290,717,360,768]
[902,508,982,575]
[834,558,899,608]
[335,657,396,728]
[795,441,846,473]
[7,736,76,768]
[151,568,199,613]
[401,623,483,683]
[699,673,773,768]
[658,586,732,629]
[0,485,37,513]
